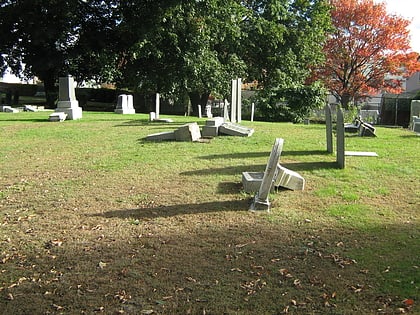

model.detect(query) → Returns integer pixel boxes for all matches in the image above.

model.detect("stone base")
[202,125,219,137]
[174,123,201,141]
[49,112,67,122]
[242,172,270,193]
[115,108,135,114]
[55,106,82,120]
[249,194,270,211]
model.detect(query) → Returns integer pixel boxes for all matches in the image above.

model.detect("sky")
[375,0,420,52]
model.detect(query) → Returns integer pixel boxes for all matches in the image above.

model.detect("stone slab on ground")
[146,131,176,141]
[206,117,225,127]
[1,106,19,113]
[219,122,254,137]
[345,151,378,157]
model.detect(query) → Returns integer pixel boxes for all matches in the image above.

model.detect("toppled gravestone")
[146,122,201,142]
[219,122,254,137]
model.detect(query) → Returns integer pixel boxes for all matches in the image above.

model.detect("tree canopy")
[1,0,332,117]
[311,0,420,108]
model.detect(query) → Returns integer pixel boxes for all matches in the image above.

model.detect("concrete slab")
[146,131,175,141]
[219,122,254,137]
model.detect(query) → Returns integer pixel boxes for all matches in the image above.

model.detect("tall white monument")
[55,75,82,120]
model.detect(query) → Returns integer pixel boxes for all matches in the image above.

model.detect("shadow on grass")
[115,119,182,127]
[97,199,250,219]
[0,117,50,122]
[180,161,337,177]
[199,150,330,161]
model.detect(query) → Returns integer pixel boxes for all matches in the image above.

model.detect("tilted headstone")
[24,105,38,112]
[250,138,284,211]
[1,106,18,113]
[115,94,135,114]
[358,122,376,137]
[336,108,345,169]
[55,75,82,120]
[325,104,333,153]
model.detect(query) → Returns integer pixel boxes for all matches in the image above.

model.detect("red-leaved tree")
[312,0,420,108]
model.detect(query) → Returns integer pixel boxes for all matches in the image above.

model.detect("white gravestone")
[55,75,82,120]
[155,93,160,119]
[231,79,237,123]
[115,94,135,114]
[237,78,242,123]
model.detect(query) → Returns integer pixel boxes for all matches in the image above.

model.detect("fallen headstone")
[202,117,225,137]
[2,106,19,113]
[146,131,176,141]
[274,165,305,191]
[24,105,38,112]
[219,122,254,137]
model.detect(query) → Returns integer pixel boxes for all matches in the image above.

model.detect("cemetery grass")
[0,111,418,315]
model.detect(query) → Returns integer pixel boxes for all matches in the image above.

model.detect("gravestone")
[412,116,420,133]
[251,103,255,122]
[198,105,202,118]
[274,165,305,191]
[336,108,345,169]
[1,106,18,113]
[202,117,225,137]
[219,122,254,137]
[205,104,212,118]
[249,138,284,211]
[237,78,242,123]
[24,105,38,112]
[410,100,420,128]
[223,100,230,121]
[155,93,160,119]
[115,94,135,114]
[174,123,201,141]
[55,75,82,120]
[231,79,237,123]
[146,131,176,141]
[358,122,376,137]
[325,104,333,153]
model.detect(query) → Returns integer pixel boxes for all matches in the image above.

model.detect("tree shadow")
[199,150,330,161]
[96,199,250,220]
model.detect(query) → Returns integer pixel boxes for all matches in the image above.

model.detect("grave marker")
[115,94,135,114]
[336,107,345,169]
[250,138,284,211]
[55,75,82,120]
[325,104,333,153]
[231,79,237,123]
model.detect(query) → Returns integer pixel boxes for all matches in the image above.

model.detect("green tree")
[0,0,118,107]
[115,0,247,113]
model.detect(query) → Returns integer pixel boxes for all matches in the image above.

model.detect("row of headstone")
[146,117,254,141]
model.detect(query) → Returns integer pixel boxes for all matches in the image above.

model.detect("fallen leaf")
[402,298,414,306]
[98,261,107,269]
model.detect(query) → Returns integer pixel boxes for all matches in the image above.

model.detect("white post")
[155,93,160,119]
[198,105,202,118]
[231,79,237,123]
[237,78,242,123]
[251,102,255,122]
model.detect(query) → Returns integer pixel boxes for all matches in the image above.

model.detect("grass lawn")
[0,111,418,314]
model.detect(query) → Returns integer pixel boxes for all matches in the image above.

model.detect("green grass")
[0,111,418,314]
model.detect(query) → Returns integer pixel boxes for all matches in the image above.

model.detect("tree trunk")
[188,91,210,116]
[43,75,58,109]
[340,93,351,110]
